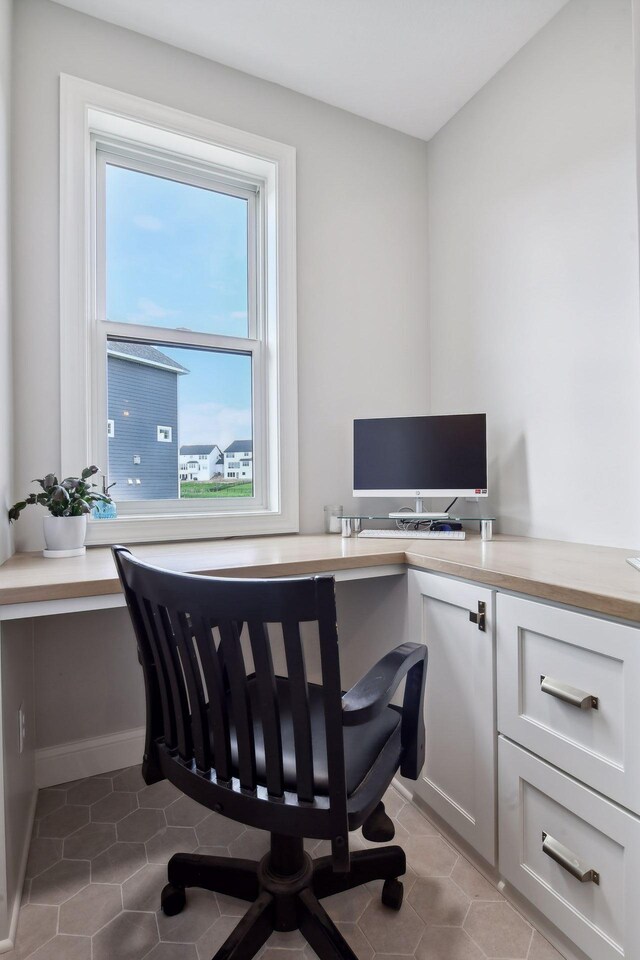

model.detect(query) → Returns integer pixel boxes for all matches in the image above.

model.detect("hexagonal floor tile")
[35,789,66,821]
[122,863,167,912]
[463,901,533,959]
[323,885,372,924]
[396,803,438,837]
[146,826,199,864]
[28,934,92,960]
[10,903,58,959]
[165,795,209,827]
[357,899,425,955]
[93,910,159,960]
[405,835,458,877]
[528,931,565,960]
[334,921,374,960]
[91,841,147,884]
[59,882,122,935]
[113,766,147,792]
[408,876,470,926]
[196,812,245,847]
[196,915,241,960]
[228,828,270,861]
[117,807,166,842]
[63,821,117,860]
[146,944,198,960]
[29,858,90,905]
[450,857,503,901]
[381,786,405,819]
[91,790,138,823]
[416,926,484,960]
[25,838,63,879]
[138,780,182,809]
[66,778,113,806]
[38,804,90,839]
[157,887,219,942]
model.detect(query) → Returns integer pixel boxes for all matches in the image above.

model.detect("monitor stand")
[388,498,449,521]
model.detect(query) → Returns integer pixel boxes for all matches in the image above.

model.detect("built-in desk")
[1,532,640,953]
[1,532,639,620]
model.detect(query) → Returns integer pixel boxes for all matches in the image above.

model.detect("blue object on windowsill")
[92,501,117,520]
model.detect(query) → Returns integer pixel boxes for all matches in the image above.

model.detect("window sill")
[85,510,299,546]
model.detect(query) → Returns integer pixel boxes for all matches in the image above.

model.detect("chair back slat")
[154,603,193,762]
[139,597,177,752]
[247,620,284,798]
[282,620,315,802]
[192,617,233,782]
[170,609,212,775]
[219,619,257,791]
[112,547,350,859]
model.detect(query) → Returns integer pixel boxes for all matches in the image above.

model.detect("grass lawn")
[180,480,253,499]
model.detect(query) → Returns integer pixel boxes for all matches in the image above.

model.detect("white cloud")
[178,402,251,451]
[137,298,176,319]
[133,214,163,231]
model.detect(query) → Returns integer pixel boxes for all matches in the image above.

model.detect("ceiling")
[50,0,569,141]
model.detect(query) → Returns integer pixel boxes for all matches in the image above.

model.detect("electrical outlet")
[18,704,26,754]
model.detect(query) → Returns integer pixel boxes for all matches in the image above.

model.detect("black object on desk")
[113,545,428,960]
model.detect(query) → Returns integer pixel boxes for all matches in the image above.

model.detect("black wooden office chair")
[113,546,427,960]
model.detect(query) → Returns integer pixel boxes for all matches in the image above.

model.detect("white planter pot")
[42,515,88,558]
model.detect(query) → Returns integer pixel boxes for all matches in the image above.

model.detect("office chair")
[113,546,428,960]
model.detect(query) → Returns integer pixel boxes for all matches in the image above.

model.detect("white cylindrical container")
[42,515,88,558]
[324,505,343,534]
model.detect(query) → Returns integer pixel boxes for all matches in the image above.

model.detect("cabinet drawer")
[497,593,640,813]
[499,736,640,960]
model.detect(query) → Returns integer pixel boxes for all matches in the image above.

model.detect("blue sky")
[106,164,252,449]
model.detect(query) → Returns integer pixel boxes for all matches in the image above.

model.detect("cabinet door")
[407,569,496,865]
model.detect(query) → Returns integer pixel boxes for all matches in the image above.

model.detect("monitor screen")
[353,414,487,497]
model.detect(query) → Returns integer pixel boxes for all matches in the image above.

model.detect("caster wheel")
[161,883,186,916]
[381,877,403,910]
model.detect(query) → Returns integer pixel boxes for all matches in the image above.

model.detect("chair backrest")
[113,546,349,855]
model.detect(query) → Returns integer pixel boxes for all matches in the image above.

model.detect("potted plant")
[8,466,113,558]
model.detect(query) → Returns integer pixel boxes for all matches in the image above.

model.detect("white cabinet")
[497,593,640,814]
[407,569,496,865]
[499,736,640,960]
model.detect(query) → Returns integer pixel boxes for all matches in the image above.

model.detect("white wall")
[12,0,429,552]
[427,0,640,548]
[11,0,429,760]
[0,0,12,565]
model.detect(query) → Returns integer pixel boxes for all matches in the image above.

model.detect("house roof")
[224,440,253,454]
[180,445,219,455]
[107,340,189,375]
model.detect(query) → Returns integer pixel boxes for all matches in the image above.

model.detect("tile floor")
[6,768,564,960]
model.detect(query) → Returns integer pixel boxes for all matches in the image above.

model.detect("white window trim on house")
[60,75,298,545]
[157,426,173,443]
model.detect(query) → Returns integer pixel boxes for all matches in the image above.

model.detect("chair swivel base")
[162,832,406,960]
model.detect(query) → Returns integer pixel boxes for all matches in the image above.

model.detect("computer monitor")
[353,414,487,511]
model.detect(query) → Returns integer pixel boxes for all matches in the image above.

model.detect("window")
[60,76,298,544]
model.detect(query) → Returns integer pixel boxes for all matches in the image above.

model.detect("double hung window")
[60,76,298,543]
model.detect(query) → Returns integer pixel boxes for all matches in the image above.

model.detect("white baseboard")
[35,727,146,788]
[0,788,37,954]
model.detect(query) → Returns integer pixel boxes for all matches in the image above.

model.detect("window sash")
[92,140,266,515]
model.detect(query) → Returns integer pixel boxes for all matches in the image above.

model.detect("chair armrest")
[342,643,426,725]
[342,642,428,781]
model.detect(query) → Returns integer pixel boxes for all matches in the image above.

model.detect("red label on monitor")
[475,489,482,494]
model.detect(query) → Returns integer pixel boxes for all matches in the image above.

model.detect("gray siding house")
[107,340,188,500]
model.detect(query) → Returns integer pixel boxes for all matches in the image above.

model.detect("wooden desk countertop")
[1,533,640,622]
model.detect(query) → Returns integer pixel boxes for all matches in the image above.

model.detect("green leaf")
[43,473,58,489]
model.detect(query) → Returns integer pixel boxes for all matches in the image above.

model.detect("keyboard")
[358,529,466,540]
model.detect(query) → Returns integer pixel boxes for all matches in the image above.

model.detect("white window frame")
[157,426,173,443]
[60,75,298,544]
[107,419,114,438]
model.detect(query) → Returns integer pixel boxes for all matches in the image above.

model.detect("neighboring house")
[223,440,253,480]
[107,340,188,500]
[179,444,223,482]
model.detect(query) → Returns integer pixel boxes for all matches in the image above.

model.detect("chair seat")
[222,677,401,797]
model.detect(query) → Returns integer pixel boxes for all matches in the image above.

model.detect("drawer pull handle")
[540,675,598,710]
[542,832,600,885]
